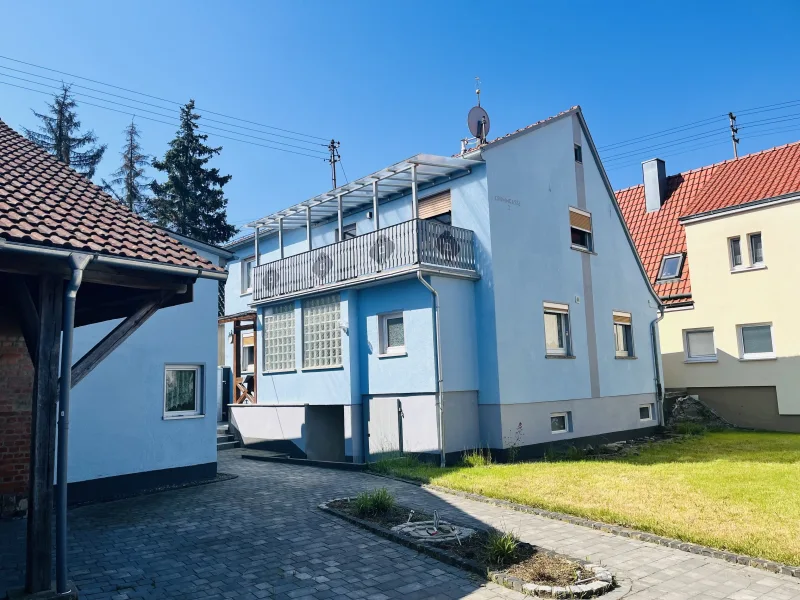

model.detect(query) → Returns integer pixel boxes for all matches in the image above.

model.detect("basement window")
[550,411,571,434]
[639,404,654,421]
[164,365,203,418]
[657,253,684,281]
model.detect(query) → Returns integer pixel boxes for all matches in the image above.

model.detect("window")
[574,144,583,163]
[164,365,202,418]
[657,253,684,281]
[613,311,634,358]
[543,302,571,356]
[302,293,342,368]
[639,404,654,421]
[550,411,571,434]
[241,331,255,373]
[569,207,593,251]
[264,303,295,372]
[749,233,764,265]
[419,190,451,221]
[241,257,255,294]
[336,223,357,242]
[738,324,775,360]
[379,312,405,355]
[684,328,717,362]
[729,237,742,269]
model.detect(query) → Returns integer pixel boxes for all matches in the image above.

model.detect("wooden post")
[26,274,63,593]
[251,319,258,403]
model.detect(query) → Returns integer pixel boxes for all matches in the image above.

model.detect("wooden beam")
[25,274,63,594]
[70,296,165,389]
[9,276,40,362]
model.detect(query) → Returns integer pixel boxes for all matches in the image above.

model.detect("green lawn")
[371,432,800,565]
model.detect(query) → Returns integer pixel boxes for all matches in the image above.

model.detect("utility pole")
[729,112,740,159]
[327,139,341,189]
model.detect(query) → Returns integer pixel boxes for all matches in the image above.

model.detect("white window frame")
[163,364,203,419]
[550,411,570,434]
[569,207,593,253]
[748,232,764,266]
[263,302,297,373]
[737,322,776,361]
[240,331,255,374]
[613,311,634,358]
[639,403,654,421]
[683,328,717,363]
[543,302,571,357]
[729,236,743,270]
[657,253,684,281]
[379,311,406,356]
[241,256,255,295]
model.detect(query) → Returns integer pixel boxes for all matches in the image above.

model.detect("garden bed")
[322,491,614,598]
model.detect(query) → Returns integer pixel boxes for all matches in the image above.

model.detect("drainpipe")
[417,272,445,467]
[56,253,93,594]
[649,304,666,426]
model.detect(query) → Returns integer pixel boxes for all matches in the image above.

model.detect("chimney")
[642,158,667,212]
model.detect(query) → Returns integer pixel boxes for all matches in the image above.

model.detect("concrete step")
[217,440,241,451]
[217,435,235,444]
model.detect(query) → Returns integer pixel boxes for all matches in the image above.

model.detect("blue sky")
[2,1,800,237]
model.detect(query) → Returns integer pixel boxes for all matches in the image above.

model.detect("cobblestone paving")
[0,450,797,600]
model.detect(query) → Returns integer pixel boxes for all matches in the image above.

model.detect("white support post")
[372,180,380,231]
[306,206,312,251]
[337,194,344,242]
[254,226,260,266]
[411,164,419,219]
[278,218,284,259]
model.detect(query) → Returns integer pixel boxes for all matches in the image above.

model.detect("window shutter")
[543,301,570,313]
[613,311,632,325]
[242,331,255,347]
[419,190,451,219]
[569,208,592,232]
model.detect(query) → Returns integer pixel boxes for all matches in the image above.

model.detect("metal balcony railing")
[253,219,476,301]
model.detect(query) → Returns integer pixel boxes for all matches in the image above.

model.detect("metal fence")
[253,219,476,301]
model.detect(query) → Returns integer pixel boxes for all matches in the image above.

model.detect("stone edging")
[319,498,615,598]
[368,474,800,579]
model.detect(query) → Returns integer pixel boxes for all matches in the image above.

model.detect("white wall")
[67,246,220,483]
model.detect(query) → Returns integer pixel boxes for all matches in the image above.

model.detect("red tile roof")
[616,141,800,304]
[0,118,222,274]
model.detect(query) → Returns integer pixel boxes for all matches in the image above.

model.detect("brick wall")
[0,313,33,519]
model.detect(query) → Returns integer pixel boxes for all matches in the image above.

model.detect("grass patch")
[353,488,395,517]
[368,431,800,565]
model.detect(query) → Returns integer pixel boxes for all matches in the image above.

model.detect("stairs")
[217,423,240,451]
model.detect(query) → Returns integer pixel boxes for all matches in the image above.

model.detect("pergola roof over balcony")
[247,153,482,232]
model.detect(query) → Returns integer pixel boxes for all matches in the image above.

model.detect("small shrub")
[485,529,519,566]
[353,488,395,517]
[565,445,586,460]
[504,422,525,463]
[675,422,706,436]
[543,445,561,462]
[462,447,492,468]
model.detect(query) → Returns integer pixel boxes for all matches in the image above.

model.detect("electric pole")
[327,139,341,189]
[729,112,740,159]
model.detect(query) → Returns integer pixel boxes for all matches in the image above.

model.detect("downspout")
[650,304,666,426]
[417,272,445,468]
[56,253,93,594]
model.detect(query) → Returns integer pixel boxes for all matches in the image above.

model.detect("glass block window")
[164,365,202,417]
[264,303,296,372]
[303,294,342,368]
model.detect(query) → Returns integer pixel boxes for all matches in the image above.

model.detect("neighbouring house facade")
[220,106,663,463]
[618,143,800,432]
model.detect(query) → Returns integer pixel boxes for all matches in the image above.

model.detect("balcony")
[253,219,477,302]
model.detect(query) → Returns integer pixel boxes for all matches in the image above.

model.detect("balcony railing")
[253,219,476,301]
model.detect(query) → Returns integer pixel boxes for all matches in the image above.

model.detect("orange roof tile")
[617,141,800,303]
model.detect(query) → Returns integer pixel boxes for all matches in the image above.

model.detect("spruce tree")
[149,100,236,244]
[23,83,106,179]
[102,120,152,214]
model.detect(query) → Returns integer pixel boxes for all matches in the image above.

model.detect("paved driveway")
[2,451,799,600]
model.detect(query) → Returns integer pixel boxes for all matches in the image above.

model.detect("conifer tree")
[23,84,106,179]
[102,120,152,214]
[149,100,236,244]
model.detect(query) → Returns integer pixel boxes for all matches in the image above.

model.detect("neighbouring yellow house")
[618,143,800,432]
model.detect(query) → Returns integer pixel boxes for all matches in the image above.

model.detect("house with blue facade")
[220,106,663,464]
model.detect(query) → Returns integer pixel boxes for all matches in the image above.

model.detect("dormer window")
[657,253,684,281]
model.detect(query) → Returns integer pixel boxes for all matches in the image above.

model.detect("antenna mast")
[729,112,739,159]
[475,76,481,107]
[327,139,341,188]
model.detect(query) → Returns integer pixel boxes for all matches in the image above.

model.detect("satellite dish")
[468,106,490,141]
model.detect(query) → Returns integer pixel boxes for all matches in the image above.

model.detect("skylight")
[658,253,684,281]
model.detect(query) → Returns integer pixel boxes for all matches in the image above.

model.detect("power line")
[597,113,726,151]
[0,79,327,160]
[0,53,330,142]
[601,127,729,163]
